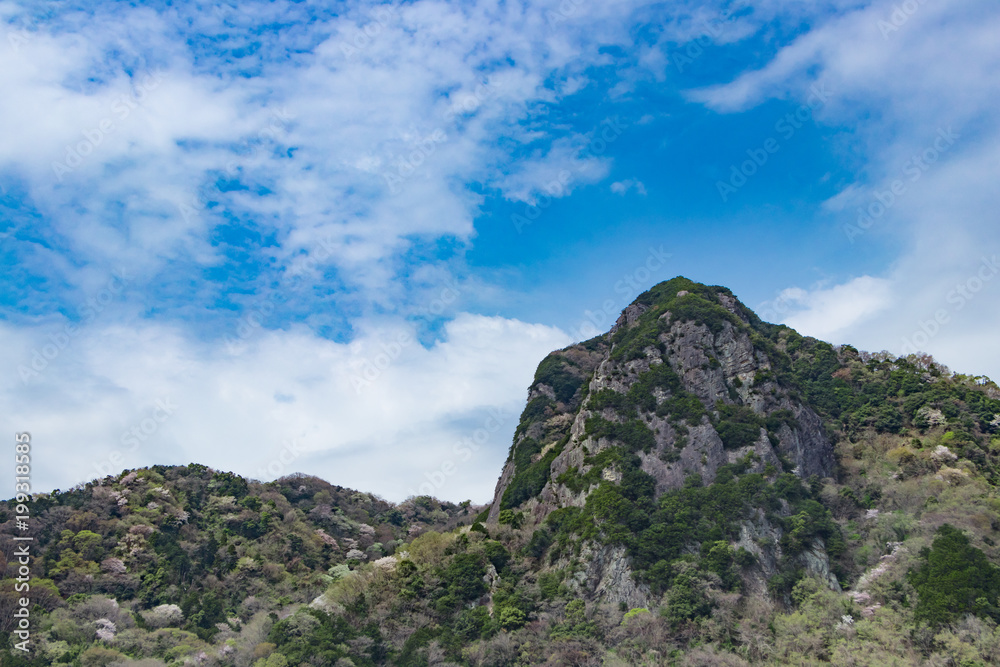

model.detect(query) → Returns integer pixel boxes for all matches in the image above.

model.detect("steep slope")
[491,277,835,518]
[487,277,843,605]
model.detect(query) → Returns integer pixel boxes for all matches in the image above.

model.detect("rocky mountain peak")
[485,277,839,604]
[489,277,834,524]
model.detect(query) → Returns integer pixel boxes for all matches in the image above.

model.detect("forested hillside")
[0,469,476,666]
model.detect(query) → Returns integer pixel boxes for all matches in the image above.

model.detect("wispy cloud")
[0,0,669,324]
[776,276,893,340]
[610,179,646,196]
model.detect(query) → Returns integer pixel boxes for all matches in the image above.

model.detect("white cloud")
[774,276,892,341]
[0,313,571,501]
[496,135,614,204]
[610,179,646,196]
[6,0,1000,504]
[767,252,1000,381]
[0,0,662,307]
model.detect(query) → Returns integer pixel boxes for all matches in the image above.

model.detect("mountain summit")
[490,276,835,518]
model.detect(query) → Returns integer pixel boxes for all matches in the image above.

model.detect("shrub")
[533,355,583,403]
[444,553,488,602]
[584,416,656,453]
[482,540,511,572]
[622,607,650,623]
[538,571,563,599]
[501,438,561,510]
[497,510,524,529]
[454,606,493,640]
[497,605,526,631]
[525,528,553,560]
[662,567,712,625]
[551,599,599,639]
[254,654,290,667]
[79,646,127,667]
[715,403,765,450]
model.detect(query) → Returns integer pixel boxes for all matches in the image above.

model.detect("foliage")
[909,524,1000,627]
[0,464,473,665]
[533,354,586,404]
[714,403,765,450]
[584,416,656,454]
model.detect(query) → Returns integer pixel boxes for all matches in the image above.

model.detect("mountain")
[485,277,842,608]
[4,277,1000,666]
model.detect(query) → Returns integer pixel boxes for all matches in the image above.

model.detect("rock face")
[487,277,839,604]
[486,460,516,524]
[575,544,651,609]
[732,511,841,600]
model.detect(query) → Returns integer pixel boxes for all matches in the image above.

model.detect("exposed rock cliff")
[487,277,839,604]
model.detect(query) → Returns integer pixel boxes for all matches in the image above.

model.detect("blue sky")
[2,0,999,502]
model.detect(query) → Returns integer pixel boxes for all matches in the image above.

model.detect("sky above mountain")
[2,0,998,502]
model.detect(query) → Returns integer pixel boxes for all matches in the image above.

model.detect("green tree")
[909,524,1000,626]
[445,553,487,601]
[497,510,524,529]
